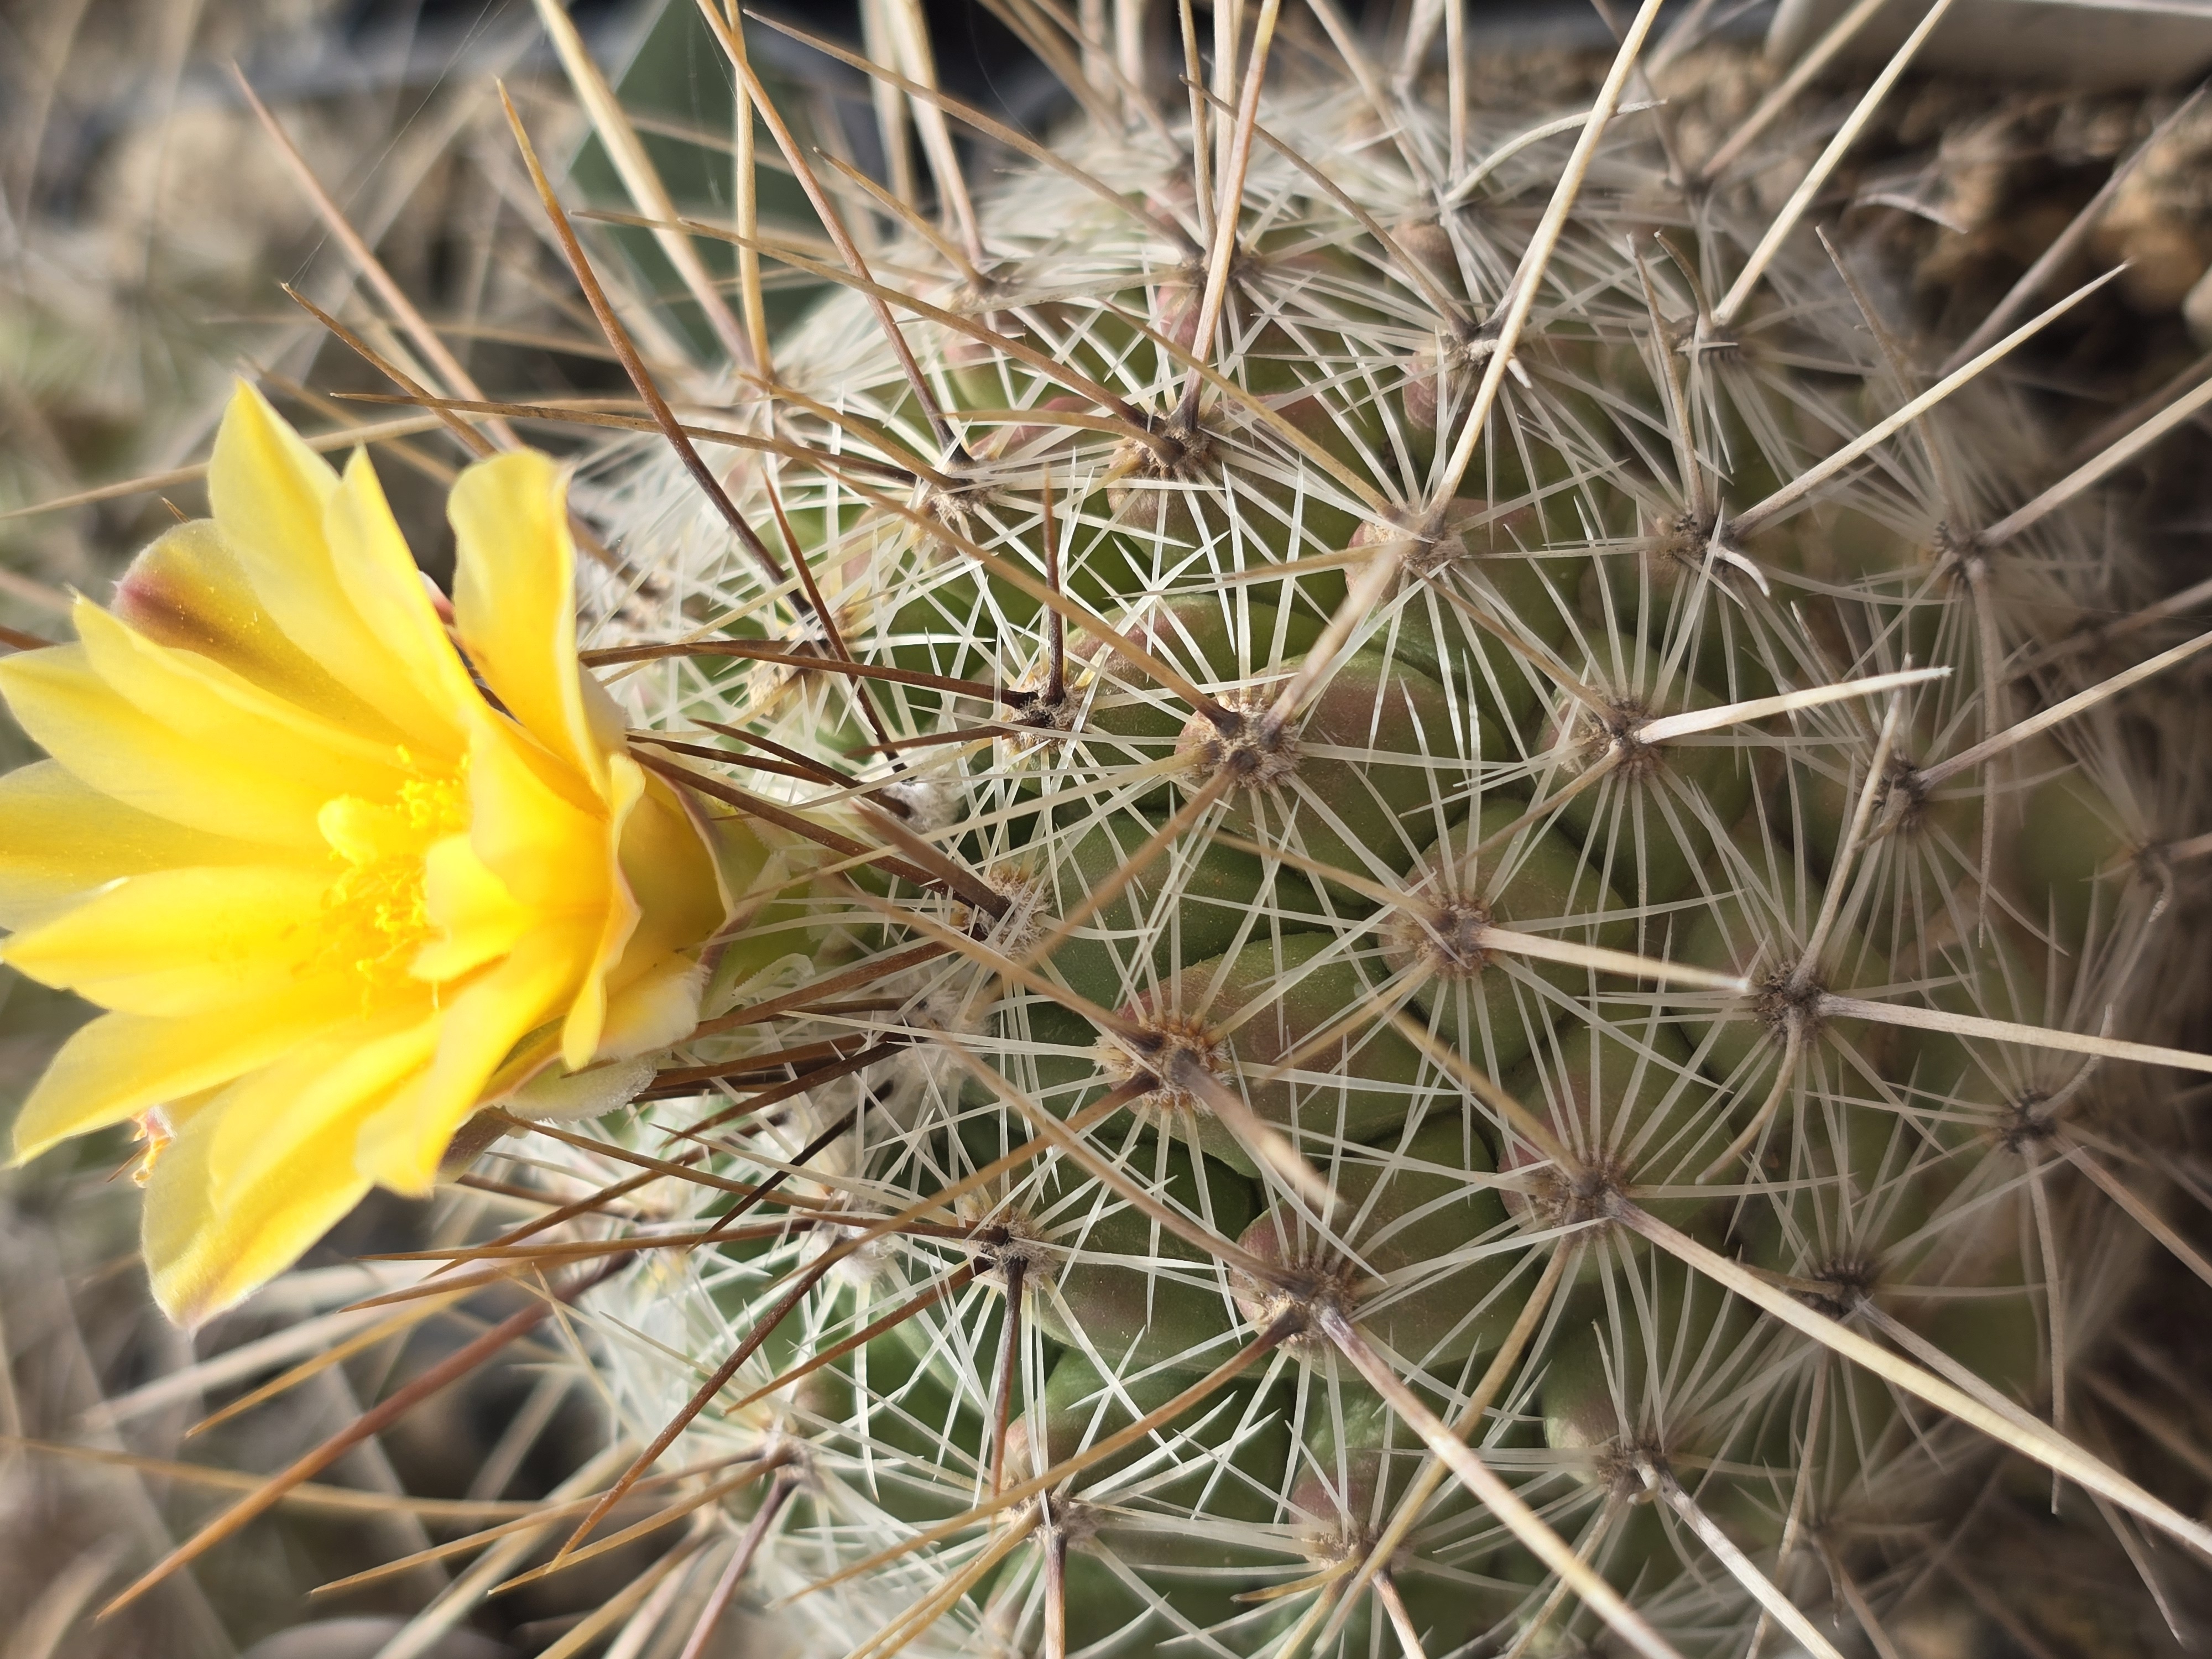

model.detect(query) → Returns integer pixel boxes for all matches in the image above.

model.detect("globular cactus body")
[535,9,2212,1656]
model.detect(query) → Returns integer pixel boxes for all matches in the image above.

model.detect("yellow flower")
[1,383,734,1323]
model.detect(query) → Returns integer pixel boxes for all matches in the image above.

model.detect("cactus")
[38,2,2212,1655]
[447,3,2212,1647]
[478,5,2212,1654]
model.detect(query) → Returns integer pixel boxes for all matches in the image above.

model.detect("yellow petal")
[570,765,723,1065]
[411,832,533,983]
[11,982,359,1161]
[207,1015,441,1202]
[324,450,479,738]
[563,753,648,1069]
[143,1092,369,1327]
[618,770,728,957]
[447,450,611,792]
[112,518,394,735]
[354,923,600,1193]
[3,864,335,1017]
[207,383,458,744]
[0,760,273,932]
[73,599,413,801]
[0,645,331,852]
[466,712,607,910]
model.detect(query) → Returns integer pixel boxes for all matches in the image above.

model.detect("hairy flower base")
[0,384,733,1323]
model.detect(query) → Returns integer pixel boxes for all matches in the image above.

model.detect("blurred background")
[8,1,2212,1655]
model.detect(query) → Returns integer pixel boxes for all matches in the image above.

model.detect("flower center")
[319,752,471,997]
